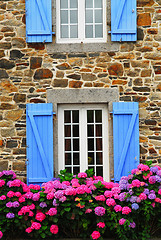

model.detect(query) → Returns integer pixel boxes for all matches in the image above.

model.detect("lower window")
[58,104,109,181]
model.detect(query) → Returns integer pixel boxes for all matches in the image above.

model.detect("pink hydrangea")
[29,184,41,190]
[91,231,101,239]
[50,225,58,234]
[0,180,5,187]
[15,192,21,197]
[138,164,150,171]
[0,231,3,239]
[132,179,141,188]
[139,193,147,200]
[97,222,105,228]
[32,193,40,201]
[25,227,32,233]
[46,192,55,200]
[85,208,92,214]
[158,189,161,195]
[94,206,106,216]
[112,187,121,194]
[149,176,156,184]
[104,190,113,198]
[7,191,15,198]
[78,172,87,178]
[19,196,25,203]
[122,207,131,215]
[0,195,6,200]
[65,188,76,196]
[35,212,46,222]
[95,195,106,201]
[46,207,57,216]
[9,179,22,187]
[25,192,33,199]
[104,182,114,189]
[31,222,41,230]
[114,205,122,212]
[76,185,91,194]
[119,218,126,225]
[106,198,116,206]
[143,173,151,180]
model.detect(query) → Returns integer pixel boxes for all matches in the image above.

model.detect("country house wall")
[0,0,161,181]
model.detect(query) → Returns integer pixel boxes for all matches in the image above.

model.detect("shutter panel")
[26,0,52,43]
[111,0,137,42]
[113,102,139,182]
[26,103,54,185]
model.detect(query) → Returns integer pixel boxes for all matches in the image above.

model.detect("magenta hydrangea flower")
[95,195,106,201]
[6,212,15,218]
[46,207,57,216]
[106,198,116,206]
[50,225,59,234]
[119,218,126,225]
[0,180,5,187]
[114,205,122,212]
[94,206,106,216]
[31,222,41,230]
[91,231,101,240]
[0,231,3,239]
[78,172,87,178]
[149,176,156,184]
[35,212,46,222]
[97,222,105,228]
[122,206,131,215]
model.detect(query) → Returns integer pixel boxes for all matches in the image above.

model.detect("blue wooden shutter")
[26,103,54,185]
[26,0,52,43]
[113,102,139,182]
[111,0,137,42]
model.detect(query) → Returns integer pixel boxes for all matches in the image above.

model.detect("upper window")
[56,0,107,43]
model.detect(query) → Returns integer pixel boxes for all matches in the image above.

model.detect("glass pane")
[73,153,79,165]
[70,0,78,8]
[86,10,93,23]
[96,138,102,150]
[65,125,71,137]
[70,10,78,23]
[96,166,103,176]
[96,152,102,164]
[61,25,69,38]
[61,10,68,24]
[73,167,80,175]
[96,125,102,137]
[72,110,79,123]
[73,125,79,137]
[94,0,102,8]
[66,167,72,173]
[73,139,79,151]
[65,139,71,151]
[87,125,94,137]
[64,110,71,123]
[95,24,103,38]
[88,152,94,165]
[65,153,71,165]
[87,110,94,123]
[95,110,102,122]
[95,10,102,23]
[86,0,93,8]
[70,25,78,38]
[85,25,93,38]
[88,139,94,151]
[60,0,68,8]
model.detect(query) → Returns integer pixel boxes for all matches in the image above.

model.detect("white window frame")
[58,103,109,181]
[56,0,107,43]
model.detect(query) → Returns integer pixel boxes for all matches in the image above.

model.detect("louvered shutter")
[26,103,54,185]
[111,0,137,42]
[113,102,139,182]
[26,0,52,43]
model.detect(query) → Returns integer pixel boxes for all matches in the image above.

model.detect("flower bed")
[1,162,161,240]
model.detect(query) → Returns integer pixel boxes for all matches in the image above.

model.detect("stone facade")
[0,0,161,181]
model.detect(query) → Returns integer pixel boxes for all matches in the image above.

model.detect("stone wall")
[0,0,161,181]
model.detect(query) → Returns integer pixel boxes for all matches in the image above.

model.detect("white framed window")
[58,104,109,181]
[56,0,107,43]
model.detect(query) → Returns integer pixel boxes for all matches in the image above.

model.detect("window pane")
[88,138,94,151]
[96,125,102,137]
[87,110,94,123]
[85,25,93,38]
[64,111,71,123]
[70,10,78,23]
[70,25,78,38]
[70,0,78,8]
[61,25,69,38]
[60,0,68,8]
[65,125,71,137]
[73,139,79,151]
[88,152,94,165]
[96,138,102,150]
[86,0,93,8]
[66,167,72,173]
[65,139,71,151]
[95,10,102,23]
[96,166,103,176]
[95,24,103,38]
[87,125,94,137]
[73,125,79,137]
[95,110,102,122]
[73,153,79,165]
[86,10,93,23]
[94,0,102,8]
[73,167,80,175]
[72,110,79,123]
[96,152,102,164]
[65,153,71,165]
[61,10,68,24]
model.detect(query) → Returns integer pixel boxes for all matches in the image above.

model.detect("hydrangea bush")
[1,162,161,240]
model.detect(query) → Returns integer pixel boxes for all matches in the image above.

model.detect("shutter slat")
[113,102,139,182]
[26,103,54,185]
[26,0,52,43]
[111,0,137,42]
